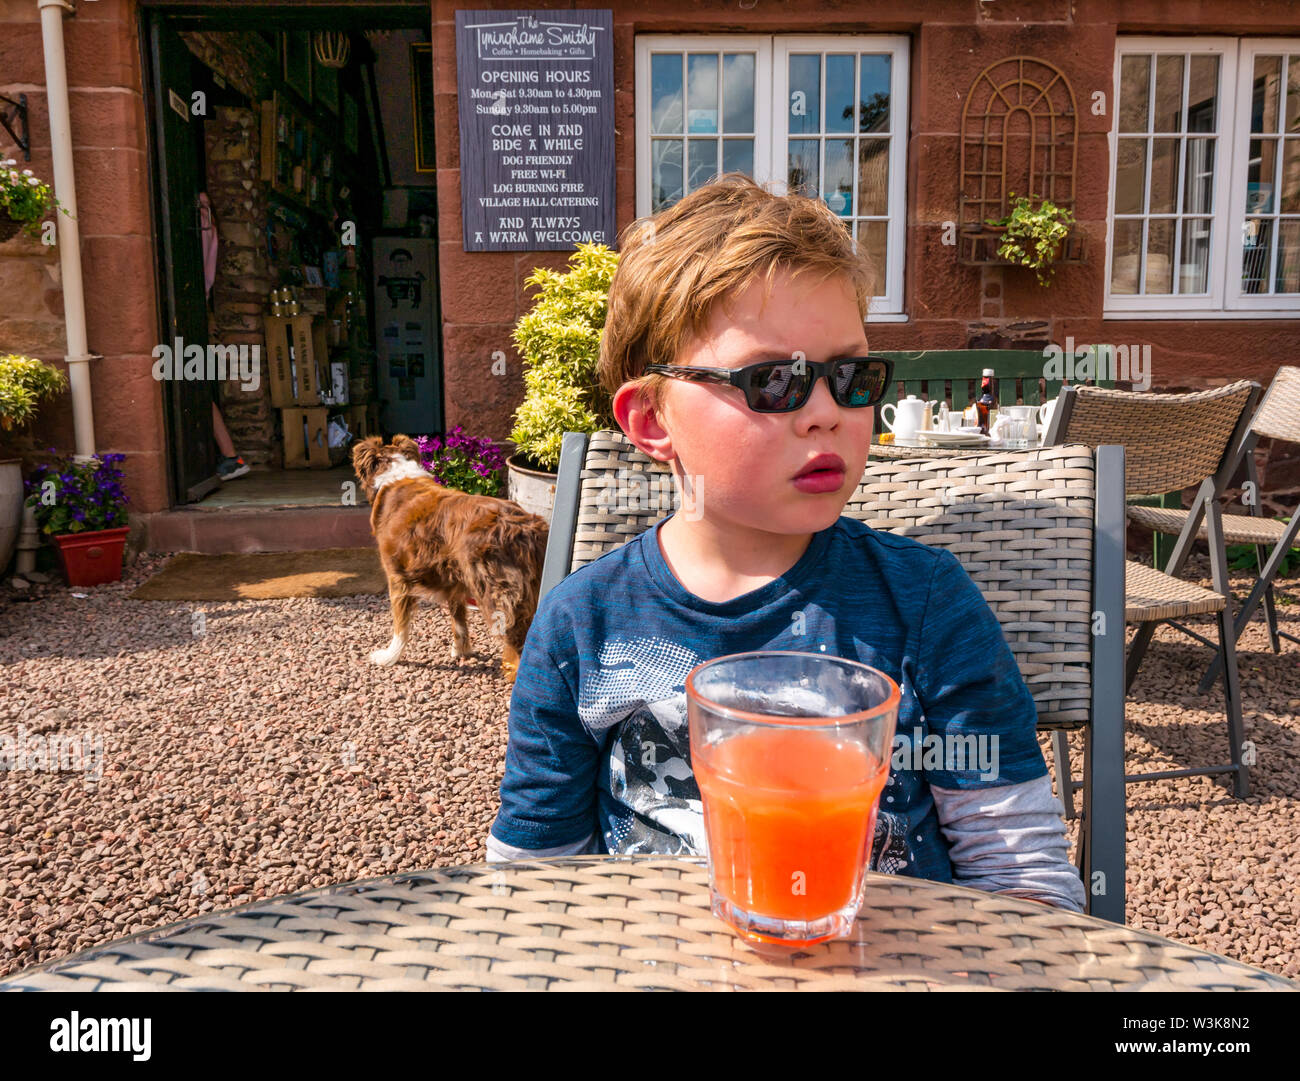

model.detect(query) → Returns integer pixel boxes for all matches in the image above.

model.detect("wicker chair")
[1164,367,1300,691]
[539,430,1128,923]
[1043,379,1262,799]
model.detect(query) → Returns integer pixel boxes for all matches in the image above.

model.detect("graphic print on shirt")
[869,808,911,873]
[579,635,706,855]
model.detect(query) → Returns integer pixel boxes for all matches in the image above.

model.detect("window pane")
[1183,137,1215,214]
[857,137,889,216]
[1110,219,1144,294]
[1247,138,1277,213]
[1289,56,1300,133]
[1149,138,1180,214]
[722,53,755,133]
[859,54,891,133]
[1253,55,1282,134]
[1179,218,1212,293]
[1119,54,1151,132]
[686,137,718,191]
[1281,138,1300,213]
[651,54,684,134]
[789,54,821,135]
[1115,138,1147,214]
[856,219,887,288]
[1146,218,1175,292]
[1242,218,1272,293]
[1276,219,1300,292]
[1187,55,1219,132]
[686,54,719,133]
[788,138,819,196]
[722,138,754,176]
[651,139,683,210]
[825,54,855,133]
[823,138,853,215]
[1154,54,1185,132]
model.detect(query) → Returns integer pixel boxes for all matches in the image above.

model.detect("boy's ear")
[613,379,676,464]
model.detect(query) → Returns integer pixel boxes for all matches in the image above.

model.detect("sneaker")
[217,455,250,480]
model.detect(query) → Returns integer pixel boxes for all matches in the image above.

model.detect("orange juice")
[694,727,887,925]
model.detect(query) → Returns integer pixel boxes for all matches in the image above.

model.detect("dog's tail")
[466,509,550,652]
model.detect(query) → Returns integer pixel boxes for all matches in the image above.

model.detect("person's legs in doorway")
[213,400,250,479]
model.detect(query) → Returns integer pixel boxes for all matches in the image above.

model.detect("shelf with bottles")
[260,90,335,217]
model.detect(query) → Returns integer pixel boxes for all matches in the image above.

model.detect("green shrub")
[0,353,68,431]
[509,243,619,471]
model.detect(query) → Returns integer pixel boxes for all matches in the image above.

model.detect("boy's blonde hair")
[598,172,877,416]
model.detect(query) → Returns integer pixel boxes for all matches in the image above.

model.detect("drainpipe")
[38,0,97,460]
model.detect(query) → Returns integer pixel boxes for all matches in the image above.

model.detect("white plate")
[920,430,991,445]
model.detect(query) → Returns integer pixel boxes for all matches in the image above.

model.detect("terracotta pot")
[505,452,557,524]
[51,525,130,587]
[0,459,22,574]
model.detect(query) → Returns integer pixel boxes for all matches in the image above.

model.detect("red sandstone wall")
[0,0,168,513]
[432,0,1300,454]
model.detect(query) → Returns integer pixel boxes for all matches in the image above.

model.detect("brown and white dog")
[351,435,549,683]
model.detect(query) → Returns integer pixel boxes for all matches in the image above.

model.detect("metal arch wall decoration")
[958,55,1085,266]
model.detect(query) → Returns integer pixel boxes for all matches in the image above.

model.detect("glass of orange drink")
[687,651,900,947]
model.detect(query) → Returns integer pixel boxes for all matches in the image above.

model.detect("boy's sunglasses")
[644,356,895,414]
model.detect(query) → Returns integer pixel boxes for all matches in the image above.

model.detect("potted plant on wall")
[0,354,68,574]
[983,191,1078,286]
[508,243,619,521]
[0,159,63,242]
[416,426,506,498]
[24,452,130,587]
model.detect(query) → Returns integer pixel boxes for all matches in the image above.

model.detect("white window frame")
[1225,40,1300,312]
[635,34,909,320]
[1105,36,1300,319]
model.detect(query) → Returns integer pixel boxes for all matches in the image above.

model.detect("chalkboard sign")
[455,9,614,252]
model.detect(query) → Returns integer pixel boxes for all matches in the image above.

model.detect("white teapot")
[880,395,940,440]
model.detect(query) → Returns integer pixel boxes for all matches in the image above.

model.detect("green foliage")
[0,159,66,238]
[1227,521,1300,578]
[509,243,619,471]
[986,191,1076,286]
[0,353,68,430]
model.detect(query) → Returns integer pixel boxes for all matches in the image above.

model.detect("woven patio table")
[1,857,1294,991]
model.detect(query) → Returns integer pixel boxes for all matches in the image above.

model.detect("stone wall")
[203,104,277,467]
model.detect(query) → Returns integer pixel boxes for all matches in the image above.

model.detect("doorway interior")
[142,4,444,512]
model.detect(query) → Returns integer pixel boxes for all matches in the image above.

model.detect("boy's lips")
[792,454,847,493]
[793,453,846,479]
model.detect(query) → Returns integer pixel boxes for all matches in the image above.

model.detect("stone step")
[143,506,374,554]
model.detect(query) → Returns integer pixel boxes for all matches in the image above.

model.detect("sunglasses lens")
[836,359,889,406]
[750,362,809,412]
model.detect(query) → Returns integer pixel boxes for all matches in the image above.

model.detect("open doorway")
[142,5,443,511]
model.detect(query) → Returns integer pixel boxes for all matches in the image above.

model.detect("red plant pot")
[52,526,130,587]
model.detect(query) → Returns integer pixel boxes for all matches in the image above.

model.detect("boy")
[487,174,1087,912]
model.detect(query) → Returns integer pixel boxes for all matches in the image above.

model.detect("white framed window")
[1106,36,1300,317]
[635,35,909,319]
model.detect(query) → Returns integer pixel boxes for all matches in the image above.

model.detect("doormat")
[129,548,385,601]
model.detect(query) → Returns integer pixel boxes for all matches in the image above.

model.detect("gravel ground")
[1,549,1298,982]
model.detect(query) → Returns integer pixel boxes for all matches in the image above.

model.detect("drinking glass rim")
[684,650,902,729]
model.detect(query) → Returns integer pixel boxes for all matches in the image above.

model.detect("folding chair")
[539,430,1128,923]
[1181,366,1300,691]
[1043,380,1261,799]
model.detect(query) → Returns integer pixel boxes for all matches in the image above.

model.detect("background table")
[870,438,1043,459]
[2,858,1294,991]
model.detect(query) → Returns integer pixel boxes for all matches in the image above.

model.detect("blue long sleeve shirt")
[489,513,1086,912]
